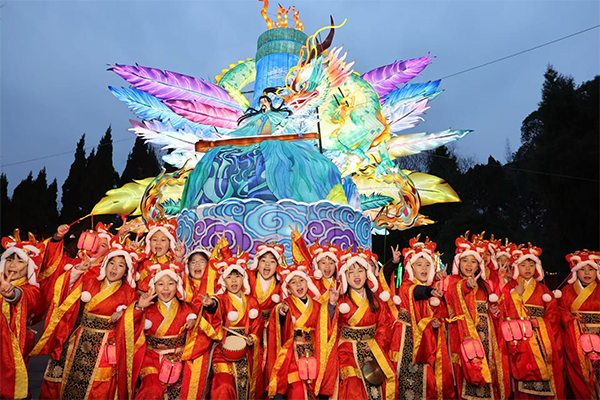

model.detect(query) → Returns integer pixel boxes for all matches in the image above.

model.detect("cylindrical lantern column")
[251,27,307,109]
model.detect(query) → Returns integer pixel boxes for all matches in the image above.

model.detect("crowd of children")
[1,220,598,400]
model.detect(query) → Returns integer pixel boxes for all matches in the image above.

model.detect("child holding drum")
[201,243,264,400]
[265,228,338,400]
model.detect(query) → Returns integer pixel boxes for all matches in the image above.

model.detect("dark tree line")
[1,127,160,239]
[373,66,599,284]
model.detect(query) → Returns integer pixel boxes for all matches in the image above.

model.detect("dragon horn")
[316,16,335,55]
[28,232,38,245]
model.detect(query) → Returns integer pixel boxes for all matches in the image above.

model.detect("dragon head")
[283,20,354,112]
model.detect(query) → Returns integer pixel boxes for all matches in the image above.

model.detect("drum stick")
[223,326,248,339]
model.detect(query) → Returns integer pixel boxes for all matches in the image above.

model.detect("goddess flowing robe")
[266,295,337,399]
[31,267,137,400]
[336,290,397,400]
[502,278,565,400]
[204,292,264,400]
[389,279,456,400]
[0,277,41,400]
[558,280,600,399]
[117,298,198,400]
[445,275,510,400]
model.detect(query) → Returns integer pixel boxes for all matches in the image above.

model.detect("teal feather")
[359,193,394,211]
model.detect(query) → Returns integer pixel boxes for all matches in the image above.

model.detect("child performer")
[183,247,217,308]
[502,244,565,399]
[266,227,337,399]
[330,249,397,400]
[556,250,600,399]
[0,231,44,400]
[472,232,502,295]
[136,219,185,292]
[201,245,264,400]
[308,241,341,303]
[117,266,198,400]
[389,236,456,400]
[248,242,284,324]
[444,233,510,400]
[495,240,514,289]
[31,238,138,400]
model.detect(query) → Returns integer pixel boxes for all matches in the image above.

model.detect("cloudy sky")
[1,1,599,196]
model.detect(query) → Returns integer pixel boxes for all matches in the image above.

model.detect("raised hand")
[391,245,401,264]
[54,224,70,240]
[138,287,158,309]
[434,271,447,282]
[516,278,525,296]
[200,294,215,308]
[174,241,185,263]
[77,255,93,271]
[0,272,15,298]
[329,282,340,306]
[431,288,444,298]
[278,302,289,316]
[466,271,480,289]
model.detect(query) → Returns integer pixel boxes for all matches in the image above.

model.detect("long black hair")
[236,87,292,126]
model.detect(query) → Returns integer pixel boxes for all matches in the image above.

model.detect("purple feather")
[361,54,434,100]
[110,64,243,112]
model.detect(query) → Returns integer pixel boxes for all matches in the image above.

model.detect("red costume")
[136,219,181,292]
[389,236,456,400]
[445,234,510,400]
[32,240,138,400]
[0,232,43,400]
[308,241,341,304]
[556,250,599,399]
[335,250,397,400]
[502,244,565,400]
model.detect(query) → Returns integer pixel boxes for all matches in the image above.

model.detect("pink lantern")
[298,355,318,381]
[501,319,533,342]
[77,230,99,253]
[461,337,485,363]
[579,333,600,361]
[103,342,117,365]
[159,355,182,384]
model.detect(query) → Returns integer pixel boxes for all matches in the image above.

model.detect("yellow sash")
[256,276,276,304]
[407,283,434,364]
[156,300,179,336]
[228,292,247,326]
[85,280,121,312]
[572,281,597,312]
[348,289,369,326]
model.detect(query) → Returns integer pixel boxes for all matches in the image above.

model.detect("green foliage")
[120,137,161,186]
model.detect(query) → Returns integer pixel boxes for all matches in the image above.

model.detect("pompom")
[248,308,259,320]
[488,293,499,303]
[271,293,281,304]
[392,295,401,305]
[429,297,441,307]
[542,293,552,303]
[144,319,152,330]
[314,269,323,280]
[339,302,351,314]
[510,288,516,294]
[135,271,140,281]
[227,311,239,322]
[553,289,562,299]
[81,291,92,303]
[186,313,197,322]
[378,291,391,302]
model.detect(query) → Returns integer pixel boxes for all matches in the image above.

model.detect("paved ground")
[28,320,50,400]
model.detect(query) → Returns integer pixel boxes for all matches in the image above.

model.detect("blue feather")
[359,193,394,211]
[381,80,442,104]
[109,86,217,133]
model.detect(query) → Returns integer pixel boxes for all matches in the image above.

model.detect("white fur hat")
[97,243,138,288]
[338,251,379,293]
[148,268,186,300]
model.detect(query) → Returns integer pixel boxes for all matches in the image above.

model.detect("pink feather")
[361,54,434,100]
[163,100,240,129]
[110,64,243,112]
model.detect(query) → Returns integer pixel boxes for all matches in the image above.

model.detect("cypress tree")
[61,134,87,222]
[120,137,161,185]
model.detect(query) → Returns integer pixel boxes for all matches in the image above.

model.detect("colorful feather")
[109,64,244,112]
[383,98,432,132]
[163,99,240,130]
[109,86,227,134]
[381,80,442,104]
[361,54,434,100]
[367,129,472,160]
[359,193,394,211]
[128,119,216,152]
